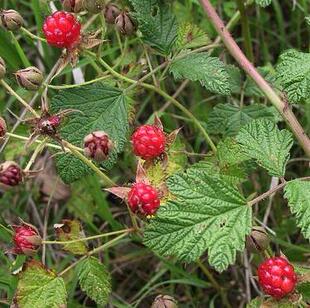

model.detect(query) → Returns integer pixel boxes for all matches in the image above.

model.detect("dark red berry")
[128,182,160,215]
[84,131,114,162]
[258,257,297,299]
[0,161,22,188]
[12,222,41,256]
[38,115,61,136]
[131,125,166,160]
[43,11,81,49]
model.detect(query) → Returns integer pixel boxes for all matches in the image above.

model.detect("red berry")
[128,183,160,215]
[131,125,166,160]
[43,11,81,49]
[84,131,114,162]
[12,222,41,256]
[258,257,297,299]
[0,161,22,188]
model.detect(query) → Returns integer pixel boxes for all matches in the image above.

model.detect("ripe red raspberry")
[12,222,42,256]
[128,183,160,215]
[131,125,166,160]
[258,257,297,299]
[43,11,81,49]
[84,131,114,162]
[0,161,23,188]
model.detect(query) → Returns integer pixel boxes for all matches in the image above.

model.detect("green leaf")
[144,166,252,272]
[297,282,310,301]
[255,0,272,7]
[129,0,177,55]
[176,22,210,50]
[207,104,275,136]
[77,257,111,306]
[55,220,88,255]
[236,119,293,177]
[15,260,67,308]
[170,52,232,95]
[284,180,310,240]
[275,49,310,103]
[50,83,129,184]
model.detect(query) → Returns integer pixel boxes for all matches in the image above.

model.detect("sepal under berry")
[12,220,42,257]
[0,161,23,189]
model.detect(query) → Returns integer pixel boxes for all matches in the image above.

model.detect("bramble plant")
[0,0,310,307]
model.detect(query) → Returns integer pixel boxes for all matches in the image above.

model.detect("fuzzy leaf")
[54,220,88,255]
[129,0,177,55]
[276,49,310,103]
[255,0,272,7]
[50,83,129,184]
[284,180,310,240]
[14,260,67,308]
[236,119,293,177]
[77,257,111,306]
[170,52,232,95]
[144,167,252,272]
[207,104,275,136]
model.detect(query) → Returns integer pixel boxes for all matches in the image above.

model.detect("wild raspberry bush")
[0,1,310,307]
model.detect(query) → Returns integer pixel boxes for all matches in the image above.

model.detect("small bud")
[83,0,105,13]
[0,9,24,31]
[151,295,178,308]
[0,161,23,189]
[62,0,83,13]
[246,226,270,253]
[84,131,114,162]
[0,116,7,138]
[104,4,121,24]
[15,66,43,91]
[0,57,6,79]
[12,221,41,256]
[115,12,136,35]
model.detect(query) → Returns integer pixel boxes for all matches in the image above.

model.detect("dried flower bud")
[83,0,105,13]
[15,66,43,91]
[0,9,24,31]
[246,226,270,253]
[0,116,7,138]
[62,0,83,13]
[0,57,6,79]
[115,12,135,35]
[151,295,178,308]
[0,161,23,189]
[104,4,121,24]
[84,131,114,162]
[12,220,41,256]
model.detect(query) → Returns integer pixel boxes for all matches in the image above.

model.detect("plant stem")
[199,0,310,158]
[58,232,129,276]
[62,140,116,187]
[0,80,39,118]
[20,27,47,42]
[43,228,133,245]
[24,138,48,172]
[197,259,231,308]
[10,32,31,67]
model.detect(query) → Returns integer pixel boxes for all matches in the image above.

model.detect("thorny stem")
[0,80,39,118]
[199,0,310,158]
[43,229,133,245]
[197,259,232,308]
[58,232,129,276]
[62,140,116,187]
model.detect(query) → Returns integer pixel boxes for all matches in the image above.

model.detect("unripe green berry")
[83,0,105,13]
[0,9,24,31]
[15,66,43,91]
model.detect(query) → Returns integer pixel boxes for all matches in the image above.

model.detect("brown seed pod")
[0,57,6,79]
[0,9,24,31]
[151,295,178,308]
[115,12,136,36]
[246,226,270,253]
[104,4,121,24]
[0,116,7,138]
[15,66,43,91]
[62,0,83,13]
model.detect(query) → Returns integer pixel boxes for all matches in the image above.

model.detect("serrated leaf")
[50,83,129,184]
[176,22,210,50]
[275,49,310,103]
[247,297,295,308]
[129,0,177,55]
[170,52,232,95]
[144,167,252,272]
[14,260,67,308]
[297,281,310,301]
[207,104,275,136]
[55,220,88,255]
[77,257,111,306]
[284,180,310,240]
[255,0,272,7]
[236,119,293,177]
